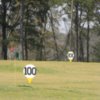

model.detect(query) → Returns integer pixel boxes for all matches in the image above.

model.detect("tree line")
[0,0,100,61]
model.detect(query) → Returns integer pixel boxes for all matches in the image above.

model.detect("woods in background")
[0,0,100,61]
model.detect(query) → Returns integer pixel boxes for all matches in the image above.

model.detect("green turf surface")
[0,61,100,100]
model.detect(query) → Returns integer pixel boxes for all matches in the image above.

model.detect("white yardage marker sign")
[23,64,36,84]
[67,51,74,62]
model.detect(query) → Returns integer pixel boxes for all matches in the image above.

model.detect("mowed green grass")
[0,61,100,100]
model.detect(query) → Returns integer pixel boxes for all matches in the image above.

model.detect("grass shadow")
[17,84,32,88]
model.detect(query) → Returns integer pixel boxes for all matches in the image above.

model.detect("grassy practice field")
[0,61,100,100]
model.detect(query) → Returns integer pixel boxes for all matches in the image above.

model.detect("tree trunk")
[24,7,28,60]
[24,30,28,60]
[87,11,90,62]
[39,35,43,60]
[79,5,84,61]
[75,2,79,61]
[20,0,24,60]
[79,32,84,61]
[2,0,7,60]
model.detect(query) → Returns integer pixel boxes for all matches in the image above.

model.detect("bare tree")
[20,0,24,60]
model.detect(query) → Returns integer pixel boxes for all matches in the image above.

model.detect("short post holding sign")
[23,64,36,84]
[67,51,74,62]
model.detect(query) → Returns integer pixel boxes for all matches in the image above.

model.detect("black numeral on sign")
[68,54,73,57]
[24,67,36,75]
